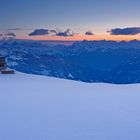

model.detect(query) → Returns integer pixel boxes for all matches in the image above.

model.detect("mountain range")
[0,39,140,84]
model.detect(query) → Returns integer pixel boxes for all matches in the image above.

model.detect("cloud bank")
[29,28,75,37]
[109,27,140,35]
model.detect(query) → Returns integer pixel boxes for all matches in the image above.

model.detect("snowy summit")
[0,72,140,140]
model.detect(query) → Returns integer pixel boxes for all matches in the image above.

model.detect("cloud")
[8,28,34,31]
[0,32,16,40]
[108,27,140,35]
[5,32,16,37]
[29,29,50,36]
[85,31,94,35]
[56,29,75,37]
[29,28,75,37]
[8,28,24,31]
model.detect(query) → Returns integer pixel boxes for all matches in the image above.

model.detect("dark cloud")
[109,27,140,35]
[85,31,94,35]
[50,30,57,34]
[5,32,16,37]
[29,28,75,37]
[29,29,50,36]
[0,32,16,40]
[56,29,75,37]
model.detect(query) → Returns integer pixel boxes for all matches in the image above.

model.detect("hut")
[0,55,14,74]
[0,55,6,70]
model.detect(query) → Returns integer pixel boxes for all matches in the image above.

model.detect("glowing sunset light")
[0,0,140,41]
[16,33,140,41]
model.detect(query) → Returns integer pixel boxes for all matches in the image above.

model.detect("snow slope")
[0,72,140,140]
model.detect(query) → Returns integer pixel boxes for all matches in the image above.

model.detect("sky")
[0,0,140,41]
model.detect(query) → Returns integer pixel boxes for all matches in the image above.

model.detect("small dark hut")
[0,55,14,74]
[0,56,6,69]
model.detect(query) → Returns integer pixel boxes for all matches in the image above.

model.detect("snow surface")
[0,72,140,140]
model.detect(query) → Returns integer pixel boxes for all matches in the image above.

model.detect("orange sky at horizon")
[17,34,140,41]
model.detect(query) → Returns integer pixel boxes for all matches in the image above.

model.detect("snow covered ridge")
[1,40,140,84]
[1,72,140,140]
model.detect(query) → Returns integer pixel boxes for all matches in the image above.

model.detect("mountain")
[107,57,140,84]
[0,40,140,84]
[1,72,140,140]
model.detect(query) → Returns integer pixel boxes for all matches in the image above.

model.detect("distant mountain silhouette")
[1,39,140,84]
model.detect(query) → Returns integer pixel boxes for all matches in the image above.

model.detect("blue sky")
[0,0,140,40]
